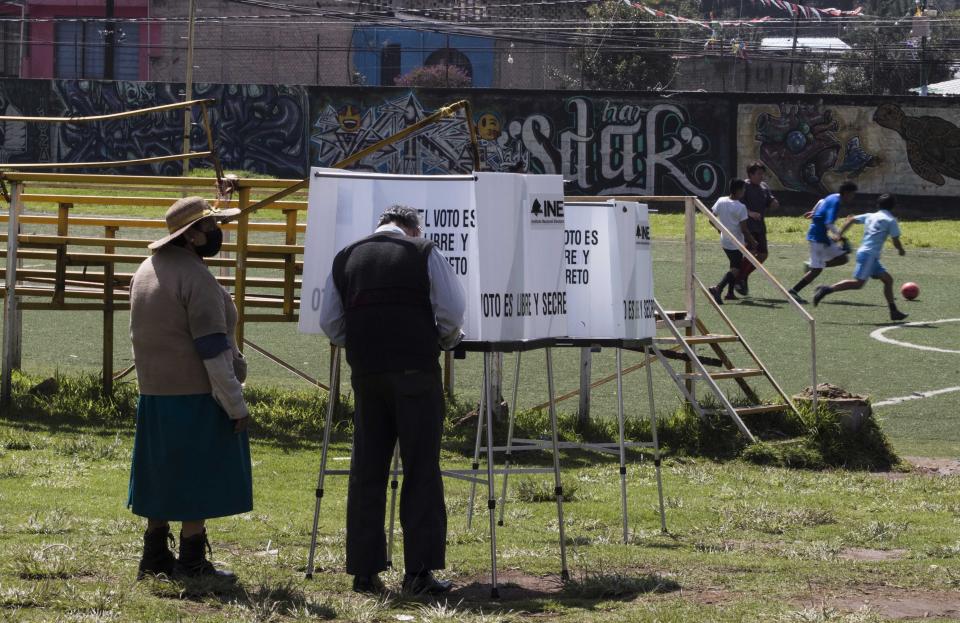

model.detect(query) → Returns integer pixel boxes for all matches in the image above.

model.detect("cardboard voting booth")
[298,168,568,343]
[563,200,655,341]
[299,170,665,598]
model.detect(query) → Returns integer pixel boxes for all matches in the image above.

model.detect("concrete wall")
[149,0,354,86]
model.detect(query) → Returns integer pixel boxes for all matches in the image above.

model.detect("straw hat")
[149,196,240,250]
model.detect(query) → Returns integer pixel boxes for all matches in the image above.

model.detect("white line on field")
[874,386,960,408]
[869,318,960,354]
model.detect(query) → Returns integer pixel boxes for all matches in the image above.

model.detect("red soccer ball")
[900,282,919,300]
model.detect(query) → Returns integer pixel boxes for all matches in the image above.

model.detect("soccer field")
[14,214,960,458]
[4,211,960,622]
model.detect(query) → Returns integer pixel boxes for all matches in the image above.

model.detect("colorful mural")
[874,103,960,187]
[1,78,959,205]
[752,103,877,194]
[739,101,960,199]
[311,90,729,198]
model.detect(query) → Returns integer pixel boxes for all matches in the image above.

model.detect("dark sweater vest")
[332,232,440,375]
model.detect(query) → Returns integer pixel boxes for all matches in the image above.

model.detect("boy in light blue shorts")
[813,194,907,321]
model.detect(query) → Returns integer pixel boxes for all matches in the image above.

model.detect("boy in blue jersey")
[813,194,907,321]
[787,181,857,303]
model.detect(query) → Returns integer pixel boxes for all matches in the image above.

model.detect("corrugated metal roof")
[910,78,960,95]
[760,37,852,52]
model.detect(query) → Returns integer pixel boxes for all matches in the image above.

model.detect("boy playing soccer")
[813,194,908,321]
[787,181,857,304]
[708,179,757,306]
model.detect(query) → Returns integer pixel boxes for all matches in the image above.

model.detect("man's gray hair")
[378,204,421,230]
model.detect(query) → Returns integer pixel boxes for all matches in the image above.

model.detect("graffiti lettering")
[312,92,724,198]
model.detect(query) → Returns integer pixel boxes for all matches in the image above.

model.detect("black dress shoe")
[402,571,452,595]
[352,574,386,594]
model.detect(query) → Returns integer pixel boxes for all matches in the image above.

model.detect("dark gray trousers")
[345,369,447,576]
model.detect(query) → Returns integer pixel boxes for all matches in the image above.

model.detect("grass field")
[2,198,960,621]
[14,211,960,456]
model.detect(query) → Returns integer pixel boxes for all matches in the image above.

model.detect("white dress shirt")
[318,224,466,350]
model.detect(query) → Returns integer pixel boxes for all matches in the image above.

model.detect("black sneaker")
[812,286,830,307]
[890,309,908,321]
[734,280,748,296]
[788,289,808,304]
[708,286,723,306]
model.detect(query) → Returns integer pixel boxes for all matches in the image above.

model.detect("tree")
[394,63,472,88]
[804,7,957,95]
[572,1,698,91]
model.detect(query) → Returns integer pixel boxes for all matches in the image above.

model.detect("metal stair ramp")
[650,293,802,444]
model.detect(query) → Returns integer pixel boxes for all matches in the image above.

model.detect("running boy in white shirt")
[708,179,757,305]
[813,194,908,321]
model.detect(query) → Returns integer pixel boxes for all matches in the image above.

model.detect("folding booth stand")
[471,340,667,545]
[305,340,560,599]
[304,338,667,599]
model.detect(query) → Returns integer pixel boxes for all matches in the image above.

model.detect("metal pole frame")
[683,197,697,402]
[386,442,401,568]
[496,351,522,526]
[545,347,570,581]
[482,353,501,599]
[466,362,487,529]
[181,0,198,177]
[615,348,629,544]
[305,346,341,579]
[645,346,668,534]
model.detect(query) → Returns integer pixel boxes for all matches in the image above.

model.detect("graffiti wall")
[310,89,731,199]
[739,101,960,199]
[0,79,309,178]
[1,77,959,207]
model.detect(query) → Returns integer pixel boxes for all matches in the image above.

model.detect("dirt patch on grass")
[452,570,564,601]
[872,456,960,480]
[796,383,868,401]
[816,587,960,620]
[904,456,960,476]
[838,548,909,561]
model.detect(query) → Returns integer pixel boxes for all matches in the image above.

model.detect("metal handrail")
[0,98,216,123]
[692,197,817,414]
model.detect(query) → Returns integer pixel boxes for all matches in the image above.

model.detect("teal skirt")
[128,394,253,521]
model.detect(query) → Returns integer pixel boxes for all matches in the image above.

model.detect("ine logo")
[529,197,564,226]
[635,223,651,246]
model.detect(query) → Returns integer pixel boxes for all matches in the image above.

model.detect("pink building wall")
[16,1,152,79]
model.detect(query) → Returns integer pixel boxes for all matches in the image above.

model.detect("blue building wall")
[351,27,495,87]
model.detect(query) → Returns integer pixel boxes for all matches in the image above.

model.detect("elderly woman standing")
[128,196,252,581]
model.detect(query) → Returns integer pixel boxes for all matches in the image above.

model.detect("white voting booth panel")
[563,201,656,340]
[474,172,567,341]
[298,168,567,343]
[298,170,479,337]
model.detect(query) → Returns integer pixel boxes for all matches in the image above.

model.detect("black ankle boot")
[174,530,236,581]
[137,525,176,579]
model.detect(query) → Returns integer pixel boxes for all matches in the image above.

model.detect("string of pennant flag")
[622,0,864,26]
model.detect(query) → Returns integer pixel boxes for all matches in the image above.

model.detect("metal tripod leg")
[466,363,487,529]
[483,353,501,599]
[545,347,570,580]
[386,442,401,568]
[615,348,630,544]
[497,351,522,526]
[306,346,341,579]
[645,346,668,533]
